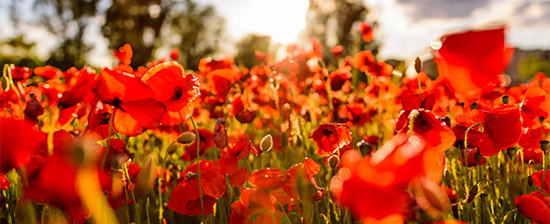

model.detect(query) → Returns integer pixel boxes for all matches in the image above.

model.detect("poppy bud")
[474,152,482,165]
[479,193,488,203]
[528,175,534,187]
[167,144,179,154]
[260,134,273,152]
[213,118,228,148]
[439,116,451,127]
[24,93,44,124]
[501,95,509,104]
[414,57,423,74]
[356,140,373,156]
[471,102,478,110]
[328,155,339,168]
[177,132,196,144]
[540,140,549,153]
[466,185,478,203]
[540,116,545,124]
[506,147,516,158]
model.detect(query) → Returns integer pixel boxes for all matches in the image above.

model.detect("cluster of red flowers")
[1,22,549,224]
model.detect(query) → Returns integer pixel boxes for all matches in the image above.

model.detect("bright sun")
[206,0,309,44]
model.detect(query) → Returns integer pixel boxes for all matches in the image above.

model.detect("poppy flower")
[217,157,249,187]
[331,45,344,57]
[142,61,201,125]
[85,101,114,140]
[207,68,240,102]
[329,69,352,91]
[452,122,482,149]
[182,129,215,161]
[471,105,522,156]
[170,48,180,60]
[0,118,46,173]
[532,169,550,195]
[461,147,486,167]
[229,188,290,224]
[521,86,550,127]
[34,66,62,80]
[59,67,96,108]
[519,123,547,163]
[397,109,456,153]
[114,44,133,65]
[248,168,290,190]
[514,191,550,224]
[0,173,10,190]
[213,118,229,148]
[167,160,226,216]
[308,123,352,157]
[10,66,32,82]
[352,51,375,73]
[434,27,513,99]
[282,158,326,201]
[221,137,253,160]
[358,22,374,42]
[198,56,234,74]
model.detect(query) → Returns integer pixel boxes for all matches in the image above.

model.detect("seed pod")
[466,185,478,203]
[177,132,196,144]
[502,95,509,104]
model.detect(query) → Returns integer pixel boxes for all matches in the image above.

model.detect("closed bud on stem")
[507,147,516,158]
[502,95,509,104]
[540,116,545,124]
[540,140,549,153]
[471,102,478,110]
[474,152,482,165]
[357,140,373,156]
[167,144,178,154]
[177,132,196,144]
[328,155,340,168]
[466,185,478,203]
[528,176,534,187]
[414,57,423,74]
[260,134,273,152]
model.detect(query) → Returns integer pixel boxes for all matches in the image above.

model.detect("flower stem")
[190,117,205,218]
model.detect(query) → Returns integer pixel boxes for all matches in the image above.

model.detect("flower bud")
[177,132,196,144]
[356,140,373,156]
[471,102,478,110]
[474,152,482,165]
[328,155,340,168]
[414,57,423,74]
[540,116,545,124]
[528,176,534,187]
[507,147,516,158]
[541,140,549,153]
[260,134,273,152]
[439,116,451,127]
[466,185,478,203]
[501,95,509,105]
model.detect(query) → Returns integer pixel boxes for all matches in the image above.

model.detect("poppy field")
[1,24,549,224]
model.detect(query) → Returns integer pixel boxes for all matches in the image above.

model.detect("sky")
[0,0,549,66]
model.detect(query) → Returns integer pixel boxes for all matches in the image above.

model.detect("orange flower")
[358,22,374,42]
[248,168,290,190]
[521,87,550,127]
[309,123,352,157]
[114,44,133,65]
[514,191,550,224]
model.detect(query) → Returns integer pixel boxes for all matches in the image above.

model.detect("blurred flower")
[308,123,352,157]
[114,44,133,65]
[471,105,522,156]
[358,22,374,42]
[514,191,550,224]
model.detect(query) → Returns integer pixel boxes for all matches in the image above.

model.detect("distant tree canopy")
[3,0,225,70]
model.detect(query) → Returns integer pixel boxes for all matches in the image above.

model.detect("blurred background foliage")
[0,0,378,71]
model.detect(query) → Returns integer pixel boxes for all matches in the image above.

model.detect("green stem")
[124,162,141,224]
[101,111,115,169]
[190,117,205,218]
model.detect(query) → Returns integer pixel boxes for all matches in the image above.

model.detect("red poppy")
[352,51,375,73]
[521,87,550,127]
[0,118,46,173]
[182,129,215,161]
[358,22,374,42]
[229,188,290,224]
[217,157,249,187]
[221,137,253,160]
[0,173,10,190]
[142,61,201,125]
[59,67,97,108]
[308,123,352,157]
[519,123,547,163]
[471,105,522,156]
[282,158,326,201]
[532,170,550,195]
[114,44,133,65]
[198,56,234,74]
[434,27,513,99]
[167,160,226,216]
[397,109,456,153]
[34,66,62,80]
[331,45,344,57]
[329,69,352,91]
[207,68,240,101]
[461,147,486,167]
[514,191,550,224]
[248,168,290,190]
[452,122,482,149]
[170,48,180,60]
[10,66,32,82]
[85,101,114,140]
[213,118,229,148]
